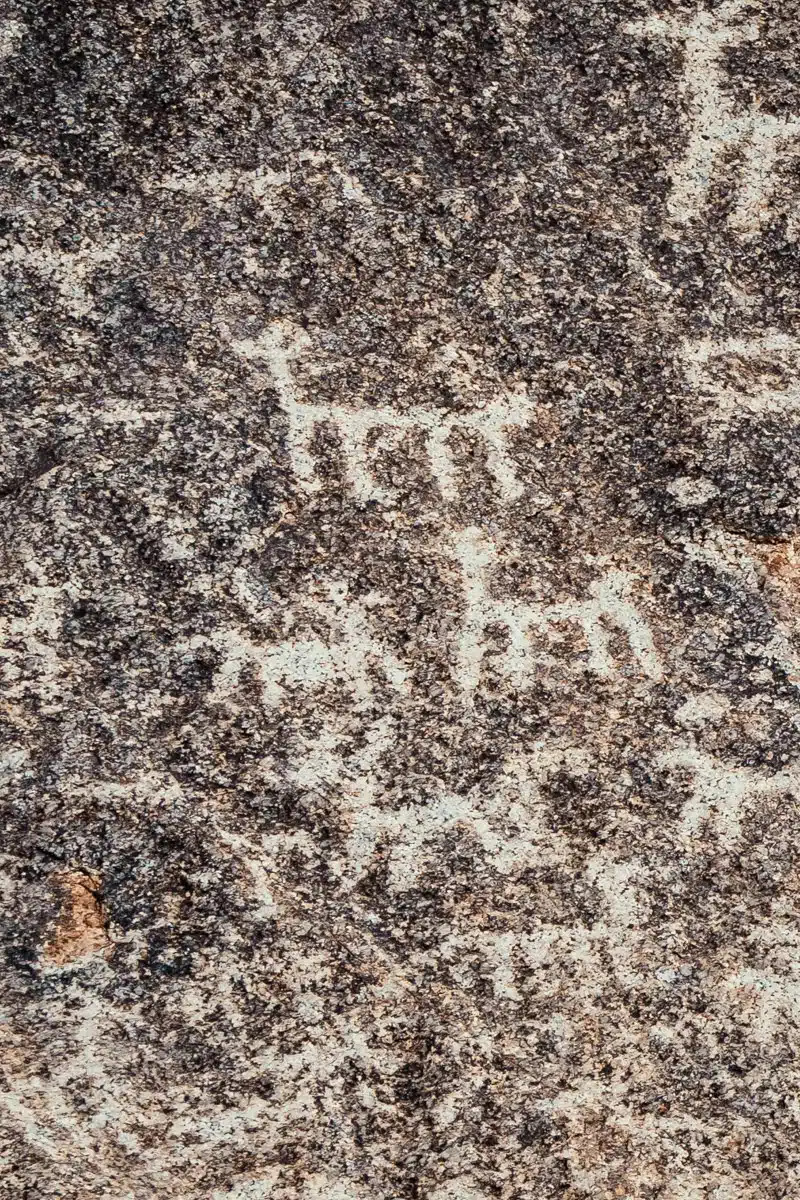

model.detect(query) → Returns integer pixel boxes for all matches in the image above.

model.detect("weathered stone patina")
[2,1,800,1196]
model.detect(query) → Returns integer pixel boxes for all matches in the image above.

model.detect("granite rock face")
[2,0,800,1196]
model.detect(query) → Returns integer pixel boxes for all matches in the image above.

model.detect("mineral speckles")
[3,0,800,1197]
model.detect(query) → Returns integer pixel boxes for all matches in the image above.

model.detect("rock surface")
[2,0,800,1196]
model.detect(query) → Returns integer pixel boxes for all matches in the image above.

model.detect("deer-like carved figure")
[626,1,800,232]
[233,321,537,502]
[451,527,664,695]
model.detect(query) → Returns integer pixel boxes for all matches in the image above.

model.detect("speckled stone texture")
[3,1,800,1197]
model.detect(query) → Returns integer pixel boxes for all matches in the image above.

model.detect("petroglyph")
[626,2,800,231]
[182,535,664,715]
[681,331,800,422]
[681,536,800,683]
[0,575,74,710]
[233,321,537,502]
[0,19,24,61]
[152,152,375,225]
[11,3,800,1194]
[183,582,408,710]
[452,527,663,694]
[343,744,589,889]
[2,235,129,322]
[439,866,648,1005]
[656,743,800,846]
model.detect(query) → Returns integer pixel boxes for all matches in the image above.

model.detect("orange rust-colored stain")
[763,540,800,588]
[42,870,113,967]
